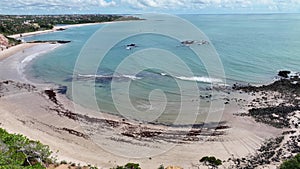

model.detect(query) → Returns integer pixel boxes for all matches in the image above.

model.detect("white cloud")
[140,0,298,13]
[120,0,185,9]
[98,0,117,7]
[0,0,299,14]
[120,0,256,10]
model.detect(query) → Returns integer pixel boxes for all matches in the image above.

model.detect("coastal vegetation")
[6,36,22,46]
[280,154,300,169]
[199,156,222,168]
[0,128,52,169]
[0,128,101,169]
[110,163,141,169]
[0,15,140,35]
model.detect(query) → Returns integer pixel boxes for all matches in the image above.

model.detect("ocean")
[24,14,300,124]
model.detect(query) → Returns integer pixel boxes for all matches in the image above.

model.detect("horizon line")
[0,12,300,16]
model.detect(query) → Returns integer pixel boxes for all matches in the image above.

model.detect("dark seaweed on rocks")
[44,90,58,105]
[61,128,88,139]
[233,71,300,128]
[249,106,299,128]
[233,77,300,96]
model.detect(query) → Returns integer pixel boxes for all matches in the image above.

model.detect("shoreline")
[0,42,62,83]
[0,28,297,168]
[0,42,285,168]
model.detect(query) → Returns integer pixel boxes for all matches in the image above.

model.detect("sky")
[0,0,300,15]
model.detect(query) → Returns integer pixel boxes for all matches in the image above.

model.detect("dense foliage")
[0,128,53,169]
[280,154,300,169]
[0,14,139,35]
[111,163,141,169]
[200,156,222,168]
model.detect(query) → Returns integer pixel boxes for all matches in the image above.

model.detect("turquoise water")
[181,14,300,83]
[24,14,300,123]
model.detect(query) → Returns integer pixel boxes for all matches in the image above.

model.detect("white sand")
[0,83,281,169]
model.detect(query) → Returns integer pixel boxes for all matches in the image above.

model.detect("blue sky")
[0,0,300,14]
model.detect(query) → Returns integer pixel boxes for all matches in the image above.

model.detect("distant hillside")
[0,15,141,36]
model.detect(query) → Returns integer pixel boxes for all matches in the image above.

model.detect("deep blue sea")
[24,14,300,123]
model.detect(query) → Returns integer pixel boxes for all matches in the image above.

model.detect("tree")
[0,128,53,169]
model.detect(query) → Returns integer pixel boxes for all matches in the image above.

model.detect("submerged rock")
[56,86,67,94]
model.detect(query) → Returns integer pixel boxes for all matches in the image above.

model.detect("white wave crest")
[77,74,142,80]
[176,76,223,83]
[160,73,223,83]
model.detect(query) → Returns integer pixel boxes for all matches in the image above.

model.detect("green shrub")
[111,163,141,169]
[61,160,68,164]
[200,156,222,167]
[158,164,164,169]
[280,154,300,169]
[0,128,53,169]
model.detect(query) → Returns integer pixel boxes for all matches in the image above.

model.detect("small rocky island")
[181,40,209,46]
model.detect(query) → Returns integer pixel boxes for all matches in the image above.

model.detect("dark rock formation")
[278,70,291,78]
[29,40,71,44]
[248,106,299,128]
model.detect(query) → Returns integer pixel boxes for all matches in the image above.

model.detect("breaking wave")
[77,73,223,84]
[77,74,142,80]
[159,73,223,83]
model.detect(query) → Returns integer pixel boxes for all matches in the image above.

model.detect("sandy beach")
[1,22,299,168]
[0,43,37,61]
[0,82,282,169]
[0,41,287,169]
